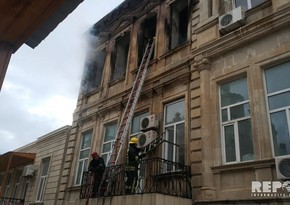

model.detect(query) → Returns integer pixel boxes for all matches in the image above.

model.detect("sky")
[0,0,124,154]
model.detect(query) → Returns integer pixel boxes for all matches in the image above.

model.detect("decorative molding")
[192,4,290,59]
[195,58,211,72]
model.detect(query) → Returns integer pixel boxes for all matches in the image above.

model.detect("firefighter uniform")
[125,137,142,194]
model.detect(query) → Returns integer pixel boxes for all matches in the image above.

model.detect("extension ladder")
[98,38,155,196]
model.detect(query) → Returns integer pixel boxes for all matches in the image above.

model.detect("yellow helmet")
[129,137,138,144]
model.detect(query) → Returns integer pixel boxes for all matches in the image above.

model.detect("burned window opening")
[82,48,106,94]
[169,0,189,50]
[111,32,130,82]
[138,15,157,66]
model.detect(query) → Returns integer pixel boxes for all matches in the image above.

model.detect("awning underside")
[0,152,36,172]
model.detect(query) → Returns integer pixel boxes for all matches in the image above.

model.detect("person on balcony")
[88,152,105,197]
[125,137,145,194]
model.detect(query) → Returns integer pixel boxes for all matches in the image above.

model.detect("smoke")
[80,28,100,94]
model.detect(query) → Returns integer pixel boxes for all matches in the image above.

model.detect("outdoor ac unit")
[140,114,159,132]
[22,165,34,177]
[219,6,245,34]
[137,130,158,148]
[275,155,290,179]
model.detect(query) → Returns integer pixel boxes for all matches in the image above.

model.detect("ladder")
[98,38,155,196]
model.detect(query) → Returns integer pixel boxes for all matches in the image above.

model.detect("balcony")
[80,157,192,199]
[0,197,24,205]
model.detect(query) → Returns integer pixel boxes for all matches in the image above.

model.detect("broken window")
[169,0,189,50]
[82,48,106,93]
[111,32,130,82]
[138,15,157,66]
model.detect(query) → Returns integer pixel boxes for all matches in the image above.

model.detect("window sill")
[108,76,125,86]
[83,86,102,97]
[244,0,272,16]
[159,41,190,61]
[212,158,275,174]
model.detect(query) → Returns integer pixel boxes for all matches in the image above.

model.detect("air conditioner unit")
[140,114,159,132]
[275,155,290,179]
[22,165,34,177]
[219,6,245,34]
[137,130,158,148]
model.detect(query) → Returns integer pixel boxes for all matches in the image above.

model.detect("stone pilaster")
[196,58,216,200]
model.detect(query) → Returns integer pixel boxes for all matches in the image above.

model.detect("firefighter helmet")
[129,137,138,144]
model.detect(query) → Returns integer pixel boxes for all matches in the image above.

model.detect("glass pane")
[230,103,250,120]
[221,77,248,107]
[81,132,92,149]
[235,0,248,10]
[102,154,108,165]
[222,109,228,122]
[131,112,149,134]
[271,111,290,156]
[41,158,50,176]
[80,149,89,159]
[76,161,84,185]
[176,123,185,165]
[224,125,236,162]
[104,123,117,142]
[165,100,185,124]
[36,178,45,201]
[102,142,112,153]
[238,119,254,161]
[265,61,290,94]
[251,0,266,8]
[268,92,290,110]
[165,126,174,162]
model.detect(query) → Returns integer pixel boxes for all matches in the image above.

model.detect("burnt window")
[82,48,106,93]
[138,15,157,66]
[169,0,188,50]
[111,32,130,82]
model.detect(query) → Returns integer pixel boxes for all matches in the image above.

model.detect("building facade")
[60,0,290,204]
[0,126,71,205]
[2,0,290,205]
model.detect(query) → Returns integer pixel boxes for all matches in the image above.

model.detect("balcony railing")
[0,197,24,205]
[80,157,192,199]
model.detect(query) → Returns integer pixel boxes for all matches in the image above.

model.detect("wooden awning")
[0,151,36,172]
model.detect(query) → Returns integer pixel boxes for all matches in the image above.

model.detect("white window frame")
[101,122,117,165]
[220,78,253,164]
[264,63,290,157]
[75,132,92,186]
[163,99,185,167]
[36,157,51,202]
[233,0,266,10]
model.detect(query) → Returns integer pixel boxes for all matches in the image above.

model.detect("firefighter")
[125,137,145,194]
[88,152,105,197]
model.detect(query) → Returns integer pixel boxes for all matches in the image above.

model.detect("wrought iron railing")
[0,197,24,205]
[80,157,192,199]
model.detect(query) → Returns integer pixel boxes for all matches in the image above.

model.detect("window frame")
[74,131,92,186]
[233,0,267,10]
[163,99,185,167]
[219,77,254,164]
[36,157,51,202]
[264,62,290,157]
[168,0,189,50]
[101,122,118,165]
[11,169,22,199]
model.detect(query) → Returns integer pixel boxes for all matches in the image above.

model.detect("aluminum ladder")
[98,38,155,196]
